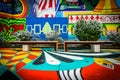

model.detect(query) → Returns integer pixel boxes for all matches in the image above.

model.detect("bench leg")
[64,43,67,52]
[55,43,58,51]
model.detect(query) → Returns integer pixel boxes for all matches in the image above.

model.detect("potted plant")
[13,30,39,51]
[45,30,64,43]
[74,19,102,52]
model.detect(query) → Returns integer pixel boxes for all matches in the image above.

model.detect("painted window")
[53,24,60,32]
[26,25,32,32]
[34,24,41,34]
[62,24,67,33]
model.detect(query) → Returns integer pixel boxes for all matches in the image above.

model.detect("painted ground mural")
[0,48,120,80]
[0,0,120,80]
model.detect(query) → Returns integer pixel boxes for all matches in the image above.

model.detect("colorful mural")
[0,0,120,80]
[0,0,120,41]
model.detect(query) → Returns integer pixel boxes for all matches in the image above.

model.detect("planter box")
[22,45,31,51]
[91,44,100,52]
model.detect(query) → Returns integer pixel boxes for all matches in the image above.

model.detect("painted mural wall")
[0,0,120,41]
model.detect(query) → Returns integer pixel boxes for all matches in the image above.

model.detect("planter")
[22,45,31,51]
[91,44,100,52]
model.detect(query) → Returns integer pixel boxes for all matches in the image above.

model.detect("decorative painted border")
[68,14,120,23]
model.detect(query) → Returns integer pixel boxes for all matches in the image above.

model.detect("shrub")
[0,33,6,47]
[107,31,120,44]
[13,30,40,41]
[45,30,64,43]
[74,19,102,41]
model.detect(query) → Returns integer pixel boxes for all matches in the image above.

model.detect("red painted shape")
[17,69,59,80]
[0,24,24,33]
[2,56,12,59]
[70,16,73,20]
[76,16,79,20]
[85,15,88,20]
[11,25,19,32]
[45,14,49,17]
[90,15,94,20]
[96,15,99,20]
[1,51,16,54]
[11,25,24,32]
[81,62,120,80]
[27,54,37,60]
[9,59,23,63]
[16,62,26,71]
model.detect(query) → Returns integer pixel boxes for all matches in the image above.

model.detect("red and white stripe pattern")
[34,0,57,17]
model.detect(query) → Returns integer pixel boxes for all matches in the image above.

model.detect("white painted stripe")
[75,68,83,80]
[59,52,112,56]
[59,71,66,80]
[63,70,71,80]
[44,51,61,65]
[105,58,120,65]
[47,51,84,60]
[69,70,77,80]
[46,0,49,9]
[53,0,55,8]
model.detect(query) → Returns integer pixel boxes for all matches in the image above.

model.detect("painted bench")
[64,41,115,52]
[8,41,58,51]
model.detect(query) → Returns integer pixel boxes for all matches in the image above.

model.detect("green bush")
[74,19,102,41]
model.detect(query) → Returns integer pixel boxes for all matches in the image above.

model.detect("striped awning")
[94,0,120,12]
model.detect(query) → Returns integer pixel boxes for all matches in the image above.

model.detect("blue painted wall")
[26,18,68,40]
